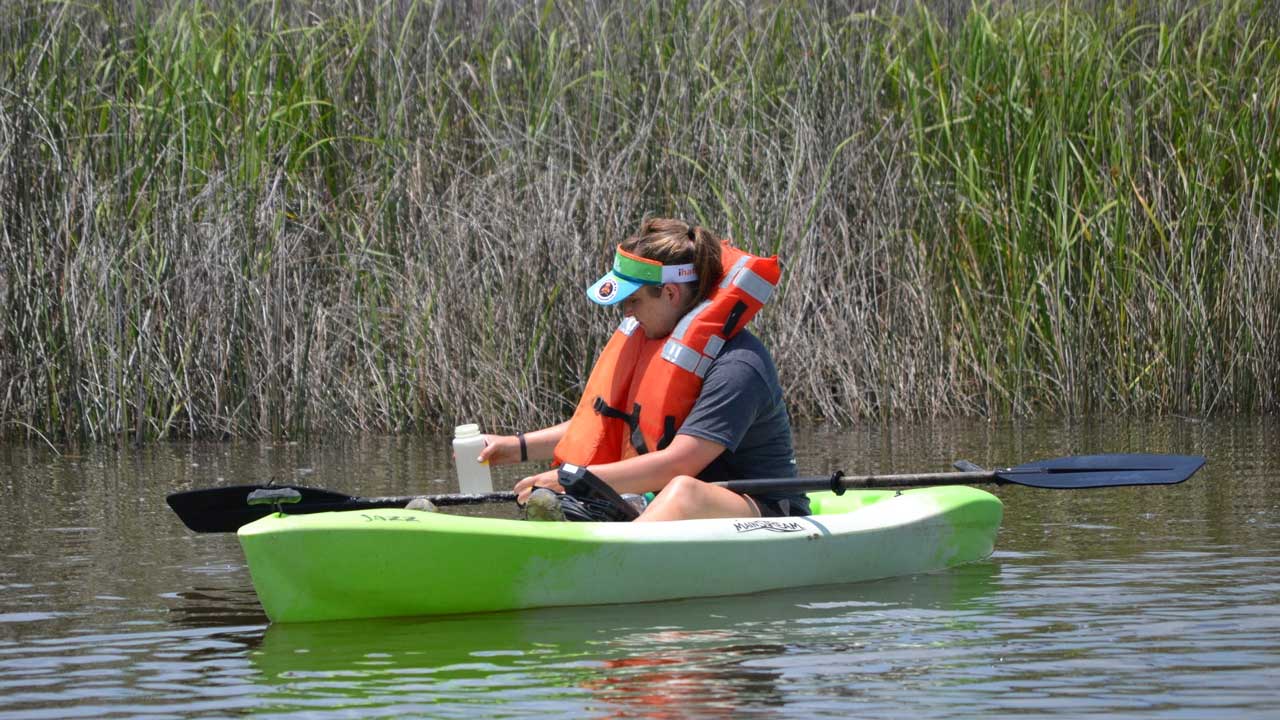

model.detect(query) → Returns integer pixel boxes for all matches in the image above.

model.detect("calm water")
[1,418,1278,718]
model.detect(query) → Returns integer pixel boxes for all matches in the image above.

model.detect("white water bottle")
[453,424,492,494]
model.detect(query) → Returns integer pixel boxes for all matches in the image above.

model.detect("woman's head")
[586,218,724,314]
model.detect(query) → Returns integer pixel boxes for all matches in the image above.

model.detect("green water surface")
[1,417,1277,718]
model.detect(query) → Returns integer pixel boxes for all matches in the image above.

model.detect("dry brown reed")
[1,0,1276,444]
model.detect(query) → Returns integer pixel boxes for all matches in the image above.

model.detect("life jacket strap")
[658,416,677,451]
[591,396,677,456]
[592,396,649,455]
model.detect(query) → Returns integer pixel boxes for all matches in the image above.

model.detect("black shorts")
[747,495,804,518]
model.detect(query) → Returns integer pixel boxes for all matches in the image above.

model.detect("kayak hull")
[237,485,1003,623]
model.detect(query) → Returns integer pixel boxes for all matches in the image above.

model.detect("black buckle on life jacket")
[592,397,678,456]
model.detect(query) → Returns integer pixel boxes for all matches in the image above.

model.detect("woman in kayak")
[478,218,807,522]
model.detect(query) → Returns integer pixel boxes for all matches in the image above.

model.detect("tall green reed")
[1,0,1276,444]
[892,0,1280,415]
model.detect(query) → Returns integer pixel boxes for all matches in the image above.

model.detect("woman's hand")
[476,434,523,466]
[513,469,565,504]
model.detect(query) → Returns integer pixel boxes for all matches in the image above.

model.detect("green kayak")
[237,485,1003,623]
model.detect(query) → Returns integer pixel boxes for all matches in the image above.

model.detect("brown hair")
[619,218,724,311]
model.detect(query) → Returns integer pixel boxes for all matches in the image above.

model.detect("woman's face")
[623,284,689,339]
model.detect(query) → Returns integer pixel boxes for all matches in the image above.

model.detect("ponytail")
[619,218,725,310]
[686,225,723,304]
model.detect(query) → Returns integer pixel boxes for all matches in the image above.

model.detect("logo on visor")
[595,280,617,301]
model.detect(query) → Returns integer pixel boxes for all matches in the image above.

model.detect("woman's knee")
[661,475,702,500]
[639,475,759,521]
[648,475,701,511]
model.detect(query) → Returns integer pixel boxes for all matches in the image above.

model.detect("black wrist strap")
[517,432,528,462]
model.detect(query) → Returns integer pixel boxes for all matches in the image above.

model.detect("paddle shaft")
[330,491,516,507]
[301,469,1068,505]
[262,471,999,508]
[716,470,999,495]
[166,453,1204,533]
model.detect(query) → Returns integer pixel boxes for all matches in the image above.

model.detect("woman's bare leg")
[633,475,761,522]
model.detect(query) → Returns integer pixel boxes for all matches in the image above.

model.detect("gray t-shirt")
[676,330,809,514]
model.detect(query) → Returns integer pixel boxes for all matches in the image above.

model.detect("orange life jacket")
[554,241,781,466]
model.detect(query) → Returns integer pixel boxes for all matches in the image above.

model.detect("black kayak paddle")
[166,452,1205,533]
[718,453,1205,494]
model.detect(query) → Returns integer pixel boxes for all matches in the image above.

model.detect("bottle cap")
[454,423,481,438]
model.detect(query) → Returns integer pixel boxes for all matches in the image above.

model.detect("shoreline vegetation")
[2,0,1277,444]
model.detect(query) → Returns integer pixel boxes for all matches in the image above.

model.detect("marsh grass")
[1,0,1277,443]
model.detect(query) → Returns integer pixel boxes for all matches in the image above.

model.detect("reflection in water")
[246,567,999,717]
[582,639,787,719]
[166,587,269,630]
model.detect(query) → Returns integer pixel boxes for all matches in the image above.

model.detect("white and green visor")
[586,246,698,306]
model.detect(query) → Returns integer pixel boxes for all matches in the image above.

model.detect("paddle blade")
[167,484,517,533]
[1000,454,1206,489]
[166,484,355,533]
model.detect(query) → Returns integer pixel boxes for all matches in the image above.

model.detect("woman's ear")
[662,282,696,312]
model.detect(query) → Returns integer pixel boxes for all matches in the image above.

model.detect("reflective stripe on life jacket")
[554,241,780,467]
